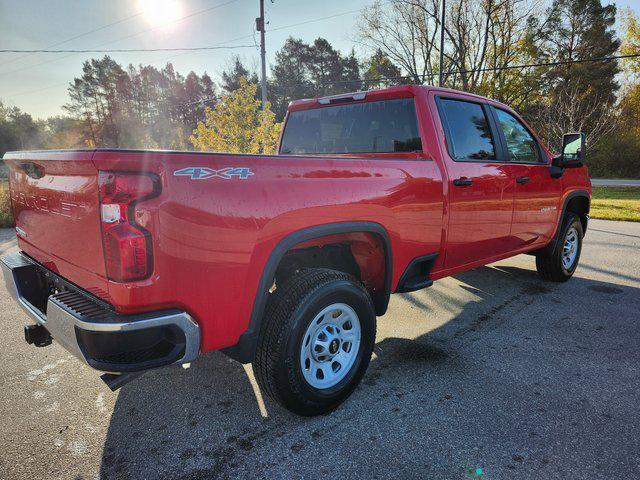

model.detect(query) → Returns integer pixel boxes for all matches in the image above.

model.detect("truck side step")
[396,253,438,293]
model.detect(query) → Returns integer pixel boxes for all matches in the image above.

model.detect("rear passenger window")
[495,109,542,163]
[438,99,496,161]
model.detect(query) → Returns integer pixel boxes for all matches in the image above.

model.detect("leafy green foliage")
[619,8,640,75]
[190,78,281,154]
[0,101,44,157]
[0,182,13,228]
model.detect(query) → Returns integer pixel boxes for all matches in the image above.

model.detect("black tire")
[536,213,584,282]
[252,268,376,416]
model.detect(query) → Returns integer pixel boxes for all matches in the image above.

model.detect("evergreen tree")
[540,0,620,103]
[220,57,259,92]
[270,37,315,120]
[363,49,402,88]
[527,0,620,148]
[269,37,364,121]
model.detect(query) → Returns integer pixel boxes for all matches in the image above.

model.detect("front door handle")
[453,177,473,186]
[516,176,530,184]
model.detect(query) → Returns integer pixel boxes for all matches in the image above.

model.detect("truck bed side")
[6,148,445,352]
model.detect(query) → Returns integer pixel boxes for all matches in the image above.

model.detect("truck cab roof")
[287,85,510,112]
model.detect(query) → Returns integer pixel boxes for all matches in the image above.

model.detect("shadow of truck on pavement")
[100,264,640,479]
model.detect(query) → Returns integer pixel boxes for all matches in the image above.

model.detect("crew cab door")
[434,96,515,268]
[489,107,562,247]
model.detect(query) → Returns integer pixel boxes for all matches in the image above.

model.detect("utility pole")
[438,0,445,87]
[256,0,268,109]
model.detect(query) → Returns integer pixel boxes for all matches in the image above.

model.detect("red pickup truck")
[2,85,590,415]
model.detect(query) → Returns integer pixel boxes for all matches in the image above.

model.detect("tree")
[529,0,620,149]
[64,56,216,149]
[359,0,440,84]
[533,85,618,151]
[270,38,316,120]
[190,77,281,154]
[620,8,640,79]
[41,116,84,149]
[363,49,403,88]
[358,0,539,98]
[64,56,131,147]
[588,9,640,178]
[269,37,364,120]
[342,49,363,92]
[220,57,259,93]
[0,101,44,156]
[306,38,354,93]
[537,0,619,103]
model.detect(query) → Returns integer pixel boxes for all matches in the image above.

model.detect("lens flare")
[139,0,183,28]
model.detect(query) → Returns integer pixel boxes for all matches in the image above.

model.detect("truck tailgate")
[4,150,106,278]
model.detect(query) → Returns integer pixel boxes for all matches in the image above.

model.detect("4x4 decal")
[173,167,254,180]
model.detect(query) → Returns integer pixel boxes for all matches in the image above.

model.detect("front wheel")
[253,268,376,416]
[536,213,584,282]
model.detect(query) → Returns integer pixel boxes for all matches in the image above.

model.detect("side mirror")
[560,132,585,168]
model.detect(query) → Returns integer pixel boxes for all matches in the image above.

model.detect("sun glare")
[139,0,183,28]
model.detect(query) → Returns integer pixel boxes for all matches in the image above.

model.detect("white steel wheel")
[299,303,362,389]
[562,226,579,270]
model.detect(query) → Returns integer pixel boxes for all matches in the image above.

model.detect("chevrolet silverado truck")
[1,85,590,415]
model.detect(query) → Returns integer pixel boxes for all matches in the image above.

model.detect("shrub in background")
[0,182,13,228]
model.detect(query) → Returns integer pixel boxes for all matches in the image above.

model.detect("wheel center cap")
[329,339,340,354]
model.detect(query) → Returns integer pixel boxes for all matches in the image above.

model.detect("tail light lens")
[98,172,160,282]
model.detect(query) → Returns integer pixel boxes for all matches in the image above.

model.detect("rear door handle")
[516,177,530,184]
[453,178,473,186]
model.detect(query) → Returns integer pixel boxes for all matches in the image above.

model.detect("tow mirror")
[560,132,585,168]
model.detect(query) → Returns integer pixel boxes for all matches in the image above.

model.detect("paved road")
[590,178,640,187]
[1,220,639,480]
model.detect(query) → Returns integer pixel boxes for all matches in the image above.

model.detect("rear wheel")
[253,268,376,416]
[536,213,583,282]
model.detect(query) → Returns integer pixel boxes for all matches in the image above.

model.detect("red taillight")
[98,172,159,282]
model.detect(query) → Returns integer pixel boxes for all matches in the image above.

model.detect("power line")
[266,4,392,34]
[286,52,640,88]
[0,3,383,100]
[8,2,632,107]
[2,35,259,100]
[444,53,636,76]
[2,10,144,66]
[6,48,636,104]
[0,45,257,54]
[0,0,241,78]
[3,2,384,56]
[172,52,640,110]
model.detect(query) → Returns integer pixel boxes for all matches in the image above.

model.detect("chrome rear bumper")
[1,252,200,373]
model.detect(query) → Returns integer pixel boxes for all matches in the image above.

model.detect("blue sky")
[1,0,638,119]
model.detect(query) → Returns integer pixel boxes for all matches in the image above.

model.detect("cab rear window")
[280,98,422,154]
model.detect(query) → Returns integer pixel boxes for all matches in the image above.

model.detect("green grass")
[0,181,13,228]
[591,186,640,222]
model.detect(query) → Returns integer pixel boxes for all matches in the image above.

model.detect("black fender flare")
[543,189,590,255]
[223,221,393,363]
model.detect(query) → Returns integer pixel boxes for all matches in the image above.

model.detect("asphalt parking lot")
[1,219,639,480]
